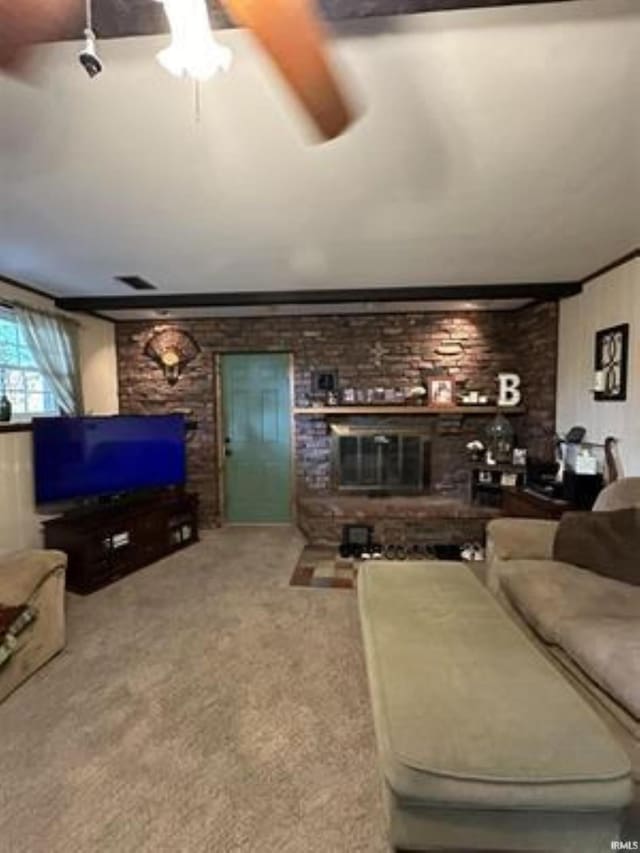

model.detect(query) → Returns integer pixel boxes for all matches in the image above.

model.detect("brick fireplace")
[116,301,558,528]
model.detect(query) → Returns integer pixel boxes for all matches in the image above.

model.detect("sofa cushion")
[558,617,640,721]
[502,561,640,720]
[553,508,640,586]
[358,561,631,811]
[501,560,637,645]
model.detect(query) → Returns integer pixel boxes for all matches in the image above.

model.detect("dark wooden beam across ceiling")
[54,281,582,312]
[77,0,579,41]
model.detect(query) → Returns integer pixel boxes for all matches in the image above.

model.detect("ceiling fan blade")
[220,0,353,140]
[0,0,80,74]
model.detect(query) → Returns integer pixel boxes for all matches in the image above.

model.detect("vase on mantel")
[0,394,11,422]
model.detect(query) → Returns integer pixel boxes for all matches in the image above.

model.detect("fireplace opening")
[331,424,430,494]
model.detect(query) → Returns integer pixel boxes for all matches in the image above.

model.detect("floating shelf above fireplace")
[293,406,526,416]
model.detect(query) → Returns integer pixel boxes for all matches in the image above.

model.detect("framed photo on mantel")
[594,323,629,402]
[428,377,456,408]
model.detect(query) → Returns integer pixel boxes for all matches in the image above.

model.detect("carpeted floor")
[0,527,390,853]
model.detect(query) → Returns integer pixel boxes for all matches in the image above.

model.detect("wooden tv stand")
[43,491,199,594]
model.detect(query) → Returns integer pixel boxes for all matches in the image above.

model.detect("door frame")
[214,351,296,526]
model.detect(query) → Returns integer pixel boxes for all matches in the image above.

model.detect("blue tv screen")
[33,415,186,505]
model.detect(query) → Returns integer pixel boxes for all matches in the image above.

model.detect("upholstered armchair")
[0,550,67,703]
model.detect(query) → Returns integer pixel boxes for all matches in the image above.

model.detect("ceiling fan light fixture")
[156,0,232,82]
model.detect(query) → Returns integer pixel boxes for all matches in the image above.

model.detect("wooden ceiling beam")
[74,0,579,41]
[54,281,583,312]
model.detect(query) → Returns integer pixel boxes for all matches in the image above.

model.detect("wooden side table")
[502,486,574,520]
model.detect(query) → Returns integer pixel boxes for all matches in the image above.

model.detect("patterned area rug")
[290,546,358,589]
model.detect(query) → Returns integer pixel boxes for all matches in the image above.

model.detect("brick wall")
[116,303,558,526]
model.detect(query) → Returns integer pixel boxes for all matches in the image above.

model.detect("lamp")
[156,0,232,81]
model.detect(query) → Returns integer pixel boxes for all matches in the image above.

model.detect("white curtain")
[15,305,84,416]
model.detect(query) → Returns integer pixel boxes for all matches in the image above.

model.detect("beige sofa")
[0,549,67,704]
[486,477,640,837]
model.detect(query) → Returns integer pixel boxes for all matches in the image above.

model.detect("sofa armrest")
[485,519,559,595]
[0,550,67,605]
[486,518,559,562]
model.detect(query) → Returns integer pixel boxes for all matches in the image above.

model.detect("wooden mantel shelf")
[293,406,526,416]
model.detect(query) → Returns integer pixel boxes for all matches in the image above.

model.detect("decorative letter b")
[498,373,522,407]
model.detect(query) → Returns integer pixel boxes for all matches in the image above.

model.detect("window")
[0,309,59,418]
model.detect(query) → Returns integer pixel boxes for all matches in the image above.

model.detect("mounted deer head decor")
[144,327,200,385]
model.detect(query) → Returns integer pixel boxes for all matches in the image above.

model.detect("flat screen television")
[33,414,186,506]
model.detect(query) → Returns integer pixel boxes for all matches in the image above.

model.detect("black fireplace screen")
[333,430,426,492]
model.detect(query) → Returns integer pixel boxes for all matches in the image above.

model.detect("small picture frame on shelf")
[501,472,518,487]
[512,448,528,467]
[341,388,356,404]
[478,470,493,484]
[428,377,456,407]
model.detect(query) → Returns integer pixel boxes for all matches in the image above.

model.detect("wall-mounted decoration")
[371,342,386,368]
[594,323,629,402]
[311,368,338,396]
[144,328,200,385]
[435,342,464,357]
[498,372,522,407]
[428,377,456,407]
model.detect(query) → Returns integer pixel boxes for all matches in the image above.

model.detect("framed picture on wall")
[594,323,629,402]
[311,369,339,395]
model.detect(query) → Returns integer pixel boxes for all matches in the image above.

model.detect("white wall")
[0,279,119,553]
[557,256,640,476]
[78,313,120,415]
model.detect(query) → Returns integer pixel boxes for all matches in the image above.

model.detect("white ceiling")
[0,0,638,301]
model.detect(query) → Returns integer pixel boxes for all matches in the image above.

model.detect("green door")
[221,353,292,523]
